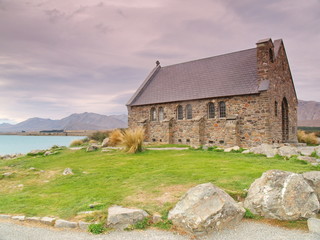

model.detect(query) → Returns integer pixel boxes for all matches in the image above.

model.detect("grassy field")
[0,147,319,223]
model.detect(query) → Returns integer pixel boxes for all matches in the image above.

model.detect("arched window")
[275,101,278,117]
[219,101,226,118]
[208,102,215,119]
[177,105,183,120]
[186,104,192,119]
[158,107,164,121]
[150,107,156,121]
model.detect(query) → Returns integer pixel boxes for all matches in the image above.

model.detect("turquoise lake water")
[0,135,85,155]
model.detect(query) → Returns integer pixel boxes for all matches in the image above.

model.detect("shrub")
[89,131,109,143]
[121,127,145,153]
[297,130,318,145]
[108,129,124,146]
[88,223,106,234]
[70,139,84,147]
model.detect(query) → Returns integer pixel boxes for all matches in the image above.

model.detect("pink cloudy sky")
[0,0,319,123]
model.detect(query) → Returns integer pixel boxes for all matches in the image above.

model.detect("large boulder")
[168,183,245,235]
[303,171,320,201]
[107,206,149,230]
[244,170,320,220]
[249,144,278,158]
[278,146,299,157]
[101,138,109,147]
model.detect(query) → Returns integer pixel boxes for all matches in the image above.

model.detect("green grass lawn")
[0,148,318,222]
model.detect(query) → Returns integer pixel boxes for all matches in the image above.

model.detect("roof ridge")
[161,47,256,68]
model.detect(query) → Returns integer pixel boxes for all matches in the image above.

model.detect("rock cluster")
[244,170,320,220]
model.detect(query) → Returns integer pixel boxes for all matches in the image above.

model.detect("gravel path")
[0,220,318,240]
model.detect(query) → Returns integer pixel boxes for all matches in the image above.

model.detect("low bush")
[297,130,318,145]
[121,127,145,153]
[70,139,84,147]
[89,131,109,143]
[88,223,106,234]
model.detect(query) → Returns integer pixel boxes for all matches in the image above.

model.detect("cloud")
[0,0,319,122]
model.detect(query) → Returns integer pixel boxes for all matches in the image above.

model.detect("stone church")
[127,38,297,148]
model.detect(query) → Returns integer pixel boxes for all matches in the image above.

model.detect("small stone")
[0,214,11,219]
[29,167,36,171]
[77,211,96,215]
[17,184,24,188]
[307,218,320,235]
[54,219,77,228]
[40,217,56,226]
[26,217,41,223]
[62,168,73,175]
[107,205,149,230]
[12,216,25,221]
[78,221,91,230]
[242,150,250,154]
[152,213,162,224]
[89,202,101,208]
[86,145,99,152]
[3,172,13,177]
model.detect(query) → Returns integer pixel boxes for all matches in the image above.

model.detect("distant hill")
[298,100,320,127]
[0,112,128,132]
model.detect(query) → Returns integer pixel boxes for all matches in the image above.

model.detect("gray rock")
[307,218,320,235]
[278,146,299,157]
[3,172,13,177]
[315,146,320,156]
[107,205,149,230]
[250,144,278,158]
[298,156,318,164]
[26,217,41,223]
[44,151,52,156]
[12,216,25,221]
[78,221,91,231]
[86,145,99,152]
[298,147,316,156]
[152,213,162,224]
[244,170,320,220]
[62,168,73,175]
[303,171,320,201]
[101,138,109,147]
[224,146,240,152]
[28,150,44,155]
[77,211,96,215]
[242,150,250,154]
[40,217,56,226]
[29,167,36,171]
[0,214,11,219]
[168,183,245,235]
[54,219,77,228]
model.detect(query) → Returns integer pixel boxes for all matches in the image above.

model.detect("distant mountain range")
[0,100,319,132]
[298,100,320,127]
[0,112,128,132]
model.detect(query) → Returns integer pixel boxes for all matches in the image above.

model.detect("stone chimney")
[256,38,274,82]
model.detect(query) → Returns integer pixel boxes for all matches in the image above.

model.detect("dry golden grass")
[70,139,84,147]
[121,127,145,153]
[297,130,319,145]
[108,129,123,146]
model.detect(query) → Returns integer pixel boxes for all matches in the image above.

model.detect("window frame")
[158,107,164,121]
[219,101,226,118]
[177,105,183,120]
[186,104,192,120]
[208,102,215,119]
[150,107,157,121]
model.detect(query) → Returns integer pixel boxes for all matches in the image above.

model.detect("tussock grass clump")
[70,139,84,147]
[297,130,318,145]
[108,129,124,146]
[121,127,145,153]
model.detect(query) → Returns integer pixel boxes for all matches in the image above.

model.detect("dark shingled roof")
[128,47,260,106]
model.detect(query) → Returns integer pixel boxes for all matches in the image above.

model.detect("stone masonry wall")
[256,39,298,144]
[128,93,272,148]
